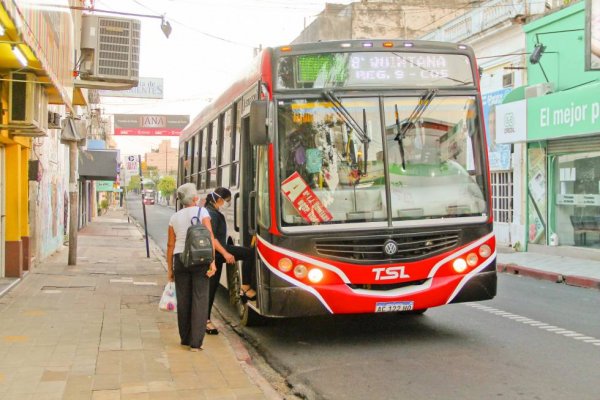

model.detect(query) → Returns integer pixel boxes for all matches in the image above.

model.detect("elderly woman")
[166,183,217,351]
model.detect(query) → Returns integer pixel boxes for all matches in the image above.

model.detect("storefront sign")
[281,172,333,223]
[96,181,115,192]
[482,89,512,170]
[586,0,600,70]
[99,77,164,99]
[495,99,527,143]
[113,114,190,136]
[557,194,600,206]
[528,82,600,140]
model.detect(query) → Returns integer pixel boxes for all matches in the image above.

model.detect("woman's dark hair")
[205,187,232,206]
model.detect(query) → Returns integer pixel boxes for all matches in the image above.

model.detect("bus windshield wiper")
[394,89,437,170]
[322,90,370,174]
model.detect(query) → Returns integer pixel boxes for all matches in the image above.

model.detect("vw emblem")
[383,240,398,256]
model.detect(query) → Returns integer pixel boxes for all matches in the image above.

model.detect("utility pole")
[139,155,150,258]
[68,141,78,265]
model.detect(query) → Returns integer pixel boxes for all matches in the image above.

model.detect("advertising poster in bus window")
[527,146,547,244]
[481,89,512,170]
[281,172,333,223]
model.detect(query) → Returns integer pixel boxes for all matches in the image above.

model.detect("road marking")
[466,303,599,349]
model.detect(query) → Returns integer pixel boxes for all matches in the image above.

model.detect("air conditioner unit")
[48,112,62,129]
[3,72,48,137]
[80,15,140,84]
[524,82,554,99]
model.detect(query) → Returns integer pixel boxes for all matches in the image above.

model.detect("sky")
[93,0,354,156]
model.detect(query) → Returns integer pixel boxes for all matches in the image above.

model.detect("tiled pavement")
[0,210,280,400]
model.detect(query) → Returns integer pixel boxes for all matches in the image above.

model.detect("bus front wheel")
[240,302,264,327]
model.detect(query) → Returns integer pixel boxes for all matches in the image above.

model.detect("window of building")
[553,151,600,248]
[491,171,513,223]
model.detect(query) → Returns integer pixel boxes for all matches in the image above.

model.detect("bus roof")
[179,39,476,143]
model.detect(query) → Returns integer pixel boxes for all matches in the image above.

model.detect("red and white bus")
[178,40,496,324]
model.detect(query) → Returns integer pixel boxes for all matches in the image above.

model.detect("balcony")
[420,0,544,43]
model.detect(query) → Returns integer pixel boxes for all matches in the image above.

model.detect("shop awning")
[79,150,118,181]
[501,85,526,104]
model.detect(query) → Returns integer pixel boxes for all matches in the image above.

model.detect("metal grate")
[491,171,513,223]
[314,230,460,263]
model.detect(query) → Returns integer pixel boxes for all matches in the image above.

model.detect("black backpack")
[181,207,214,269]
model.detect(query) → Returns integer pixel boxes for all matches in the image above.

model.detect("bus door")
[238,115,256,249]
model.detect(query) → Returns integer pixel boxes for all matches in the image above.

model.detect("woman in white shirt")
[166,183,217,351]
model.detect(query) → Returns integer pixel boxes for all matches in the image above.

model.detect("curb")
[497,263,600,290]
[0,277,22,299]
[213,310,285,400]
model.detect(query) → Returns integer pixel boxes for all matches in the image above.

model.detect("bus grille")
[314,230,460,263]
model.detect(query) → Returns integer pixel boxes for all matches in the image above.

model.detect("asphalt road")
[126,195,600,400]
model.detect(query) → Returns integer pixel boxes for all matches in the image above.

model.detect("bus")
[178,40,496,325]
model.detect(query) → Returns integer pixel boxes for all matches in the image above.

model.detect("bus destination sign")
[283,52,474,89]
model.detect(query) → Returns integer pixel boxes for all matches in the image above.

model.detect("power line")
[124,0,255,47]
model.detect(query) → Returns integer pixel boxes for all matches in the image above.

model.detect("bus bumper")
[259,259,497,317]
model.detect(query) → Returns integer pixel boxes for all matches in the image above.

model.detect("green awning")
[502,86,526,104]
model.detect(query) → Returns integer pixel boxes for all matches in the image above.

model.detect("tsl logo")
[373,266,410,281]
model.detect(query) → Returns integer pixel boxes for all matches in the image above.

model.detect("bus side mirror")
[249,100,270,145]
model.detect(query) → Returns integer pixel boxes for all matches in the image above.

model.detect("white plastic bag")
[159,282,177,312]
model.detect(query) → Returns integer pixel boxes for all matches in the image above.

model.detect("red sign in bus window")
[281,172,333,223]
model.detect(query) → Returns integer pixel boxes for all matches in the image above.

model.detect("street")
[126,194,600,400]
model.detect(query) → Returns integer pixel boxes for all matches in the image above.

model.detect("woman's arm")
[166,226,176,282]
[202,216,219,277]
[207,216,235,263]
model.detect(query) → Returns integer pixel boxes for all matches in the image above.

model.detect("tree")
[157,176,176,206]
[128,175,141,193]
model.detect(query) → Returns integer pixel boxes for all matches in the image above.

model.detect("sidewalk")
[497,248,600,290]
[0,209,281,400]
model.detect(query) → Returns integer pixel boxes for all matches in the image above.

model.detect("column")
[5,144,22,277]
[20,146,30,271]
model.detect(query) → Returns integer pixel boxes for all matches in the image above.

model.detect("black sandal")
[205,321,219,335]
[240,288,257,303]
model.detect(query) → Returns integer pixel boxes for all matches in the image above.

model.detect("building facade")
[292,0,477,44]
[1,0,89,277]
[497,1,600,258]
[145,139,178,177]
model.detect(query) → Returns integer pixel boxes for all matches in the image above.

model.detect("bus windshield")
[277,95,488,227]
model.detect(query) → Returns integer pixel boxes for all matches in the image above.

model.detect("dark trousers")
[174,254,209,349]
[207,245,255,320]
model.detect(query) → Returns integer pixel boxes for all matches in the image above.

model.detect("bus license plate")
[375,301,414,312]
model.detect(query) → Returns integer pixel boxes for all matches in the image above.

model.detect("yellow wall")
[20,146,29,238]
[5,144,21,242]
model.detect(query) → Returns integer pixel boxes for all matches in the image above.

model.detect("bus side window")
[231,102,242,188]
[220,108,233,187]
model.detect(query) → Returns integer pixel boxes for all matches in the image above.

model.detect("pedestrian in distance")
[205,187,257,335]
[166,183,217,351]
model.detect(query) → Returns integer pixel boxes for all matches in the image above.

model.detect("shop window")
[554,152,600,248]
[491,171,513,223]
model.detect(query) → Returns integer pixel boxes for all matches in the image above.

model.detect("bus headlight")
[294,264,308,279]
[452,258,468,273]
[466,252,479,267]
[479,244,492,258]
[278,257,293,272]
[308,268,324,283]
